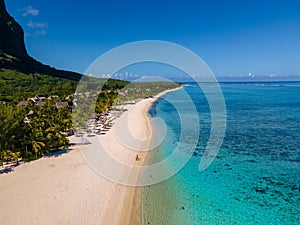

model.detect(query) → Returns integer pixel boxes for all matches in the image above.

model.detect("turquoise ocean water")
[142,82,300,224]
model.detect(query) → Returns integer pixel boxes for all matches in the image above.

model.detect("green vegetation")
[0,0,180,167]
[0,100,72,163]
[73,81,180,127]
[0,69,77,102]
[94,81,180,115]
[114,81,180,104]
[0,68,180,165]
[0,69,129,103]
[0,51,17,62]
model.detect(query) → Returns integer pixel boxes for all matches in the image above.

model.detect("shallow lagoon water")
[142,82,300,224]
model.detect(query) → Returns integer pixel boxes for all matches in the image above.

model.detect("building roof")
[17,101,29,106]
[55,102,69,108]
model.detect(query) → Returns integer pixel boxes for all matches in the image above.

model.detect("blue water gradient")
[142,82,300,224]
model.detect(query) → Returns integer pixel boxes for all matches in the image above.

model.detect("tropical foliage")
[0,100,72,163]
[0,68,180,165]
[0,69,77,102]
[0,69,130,103]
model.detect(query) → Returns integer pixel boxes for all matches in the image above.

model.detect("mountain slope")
[0,0,82,80]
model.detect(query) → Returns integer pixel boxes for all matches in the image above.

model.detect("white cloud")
[139,75,167,82]
[25,30,47,37]
[100,74,111,78]
[35,30,46,35]
[23,6,39,17]
[248,72,255,78]
[27,20,48,29]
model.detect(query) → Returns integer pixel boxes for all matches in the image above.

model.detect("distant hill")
[0,0,82,80]
[0,0,131,103]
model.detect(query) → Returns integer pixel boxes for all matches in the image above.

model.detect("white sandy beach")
[0,87,180,225]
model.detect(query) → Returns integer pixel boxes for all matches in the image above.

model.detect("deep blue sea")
[142,82,300,224]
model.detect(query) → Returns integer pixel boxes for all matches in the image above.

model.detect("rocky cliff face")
[0,0,82,80]
[0,0,28,59]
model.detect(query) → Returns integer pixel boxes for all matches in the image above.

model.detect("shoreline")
[0,86,182,225]
[126,86,182,224]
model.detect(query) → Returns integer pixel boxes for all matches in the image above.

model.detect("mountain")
[0,0,81,80]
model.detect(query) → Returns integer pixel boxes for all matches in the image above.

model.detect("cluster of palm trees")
[0,80,181,166]
[0,99,72,165]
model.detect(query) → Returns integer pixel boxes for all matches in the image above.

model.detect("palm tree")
[11,151,21,165]
[0,150,12,166]
[31,140,45,159]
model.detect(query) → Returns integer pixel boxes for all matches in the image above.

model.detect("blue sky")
[5,0,300,80]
